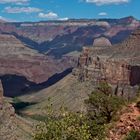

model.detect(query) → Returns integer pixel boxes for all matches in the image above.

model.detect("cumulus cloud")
[38,12,69,21]
[59,17,69,21]
[98,12,107,16]
[85,0,130,5]
[0,0,29,5]
[4,6,41,13]
[38,12,58,19]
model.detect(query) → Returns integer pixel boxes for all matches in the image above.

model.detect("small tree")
[86,82,125,123]
[97,81,113,96]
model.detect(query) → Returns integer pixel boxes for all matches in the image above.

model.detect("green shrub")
[124,130,140,140]
[34,111,92,140]
[97,81,113,96]
[33,82,125,140]
[86,82,125,123]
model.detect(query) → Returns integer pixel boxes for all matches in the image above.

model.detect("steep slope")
[73,28,140,98]
[18,28,140,116]
[0,33,74,96]
[0,81,33,140]
[18,74,94,115]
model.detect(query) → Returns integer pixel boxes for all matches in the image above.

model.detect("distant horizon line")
[3,16,140,23]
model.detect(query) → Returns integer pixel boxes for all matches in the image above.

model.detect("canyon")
[73,28,140,98]
[0,16,140,97]
[0,33,74,96]
[0,17,140,140]
[18,28,140,116]
[0,16,139,58]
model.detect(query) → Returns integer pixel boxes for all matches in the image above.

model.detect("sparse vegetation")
[33,82,126,140]
[124,130,140,140]
[85,82,125,123]
[34,109,92,140]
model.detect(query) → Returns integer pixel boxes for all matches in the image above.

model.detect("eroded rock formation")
[73,29,140,97]
[0,16,139,58]
[0,33,74,84]
[93,37,112,47]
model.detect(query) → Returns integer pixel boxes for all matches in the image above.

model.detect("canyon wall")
[0,16,140,58]
[73,29,140,97]
[0,33,74,84]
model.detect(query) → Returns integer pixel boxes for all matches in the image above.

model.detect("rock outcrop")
[108,103,140,140]
[93,37,112,47]
[73,29,140,98]
[0,80,33,140]
[0,100,32,140]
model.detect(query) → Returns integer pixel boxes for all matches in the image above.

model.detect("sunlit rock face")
[73,29,140,97]
[0,16,140,58]
[0,33,74,84]
[93,37,112,47]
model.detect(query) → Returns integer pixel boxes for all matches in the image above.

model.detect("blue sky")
[0,0,139,22]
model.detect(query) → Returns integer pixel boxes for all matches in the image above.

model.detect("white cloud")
[38,12,58,19]
[0,16,15,22]
[98,12,107,16]
[85,0,130,5]
[4,6,42,13]
[0,0,29,5]
[59,17,69,21]
[0,16,7,21]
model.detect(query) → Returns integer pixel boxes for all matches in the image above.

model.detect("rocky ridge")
[73,29,140,98]
[0,16,139,58]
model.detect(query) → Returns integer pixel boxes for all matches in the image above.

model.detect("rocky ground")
[109,103,140,140]
[0,99,34,140]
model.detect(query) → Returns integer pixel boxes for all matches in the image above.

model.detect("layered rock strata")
[0,34,73,84]
[73,29,140,97]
